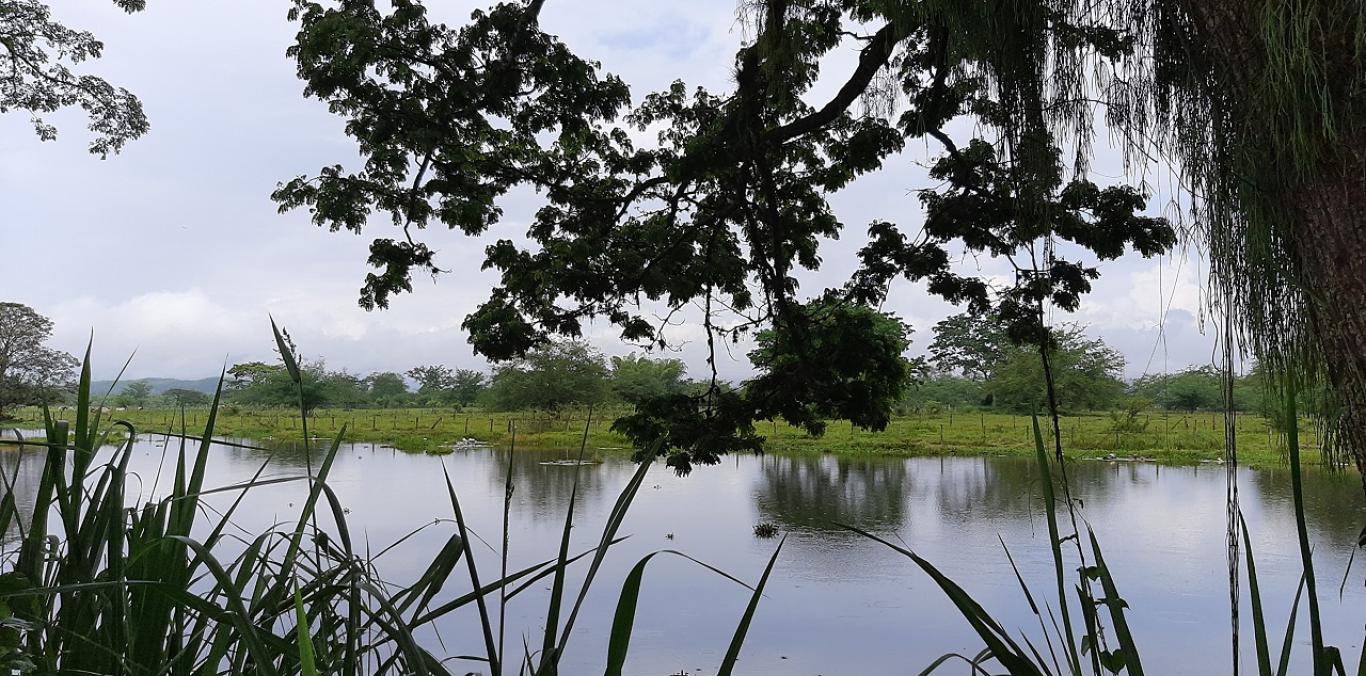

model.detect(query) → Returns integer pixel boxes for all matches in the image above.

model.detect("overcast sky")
[2,1,1217,382]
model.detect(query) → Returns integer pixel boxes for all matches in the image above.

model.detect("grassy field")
[6,404,1324,468]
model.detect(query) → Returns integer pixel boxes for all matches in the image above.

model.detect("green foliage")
[164,387,211,407]
[609,354,687,405]
[1131,367,1226,412]
[227,361,280,389]
[450,369,487,406]
[928,312,1009,381]
[0,302,78,419]
[483,341,610,411]
[0,0,149,155]
[229,360,363,413]
[364,371,410,406]
[277,0,1174,468]
[748,299,914,436]
[407,365,486,406]
[901,373,987,412]
[117,380,154,407]
[988,327,1125,413]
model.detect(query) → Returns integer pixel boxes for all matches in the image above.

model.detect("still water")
[2,433,1363,675]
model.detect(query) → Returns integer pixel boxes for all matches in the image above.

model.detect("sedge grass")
[0,332,783,675]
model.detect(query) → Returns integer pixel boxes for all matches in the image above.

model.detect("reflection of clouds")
[5,428,1362,675]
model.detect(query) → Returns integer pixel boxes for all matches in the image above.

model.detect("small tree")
[364,371,409,406]
[164,388,210,407]
[119,381,153,407]
[0,303,78,419]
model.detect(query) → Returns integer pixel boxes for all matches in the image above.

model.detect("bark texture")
[1177,0,1366,480]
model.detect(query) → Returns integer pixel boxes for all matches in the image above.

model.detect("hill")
[91,377,223,396]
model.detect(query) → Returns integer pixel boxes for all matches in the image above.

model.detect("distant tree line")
[174,341,700,414]
[905,311,1280,415]
[0,301,1311,420]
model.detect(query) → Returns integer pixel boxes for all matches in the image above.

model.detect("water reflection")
[0,434,45,548]
[0,431,1362,675]
[753,453,908,531]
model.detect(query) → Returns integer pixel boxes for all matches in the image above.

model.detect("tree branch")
[767,18,915,142]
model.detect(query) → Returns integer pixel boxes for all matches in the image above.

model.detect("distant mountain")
[90,377,223,396]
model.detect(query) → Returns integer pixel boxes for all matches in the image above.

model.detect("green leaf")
[295,588,318,676]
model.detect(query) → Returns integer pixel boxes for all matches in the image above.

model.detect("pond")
[2,433,1363,675]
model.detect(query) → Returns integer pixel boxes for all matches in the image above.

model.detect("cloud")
[46,290,257,377]
[1078,253,1206,332]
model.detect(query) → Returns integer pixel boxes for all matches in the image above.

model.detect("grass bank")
[7,405,1322,468]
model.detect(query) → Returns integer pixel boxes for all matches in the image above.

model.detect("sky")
[1,1,1218,382]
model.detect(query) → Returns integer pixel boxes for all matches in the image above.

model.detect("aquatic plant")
[0,328,782,675]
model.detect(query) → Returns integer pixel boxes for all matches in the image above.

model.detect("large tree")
[988,327,1126,413]
[407,365,487,406]
[276,0,1175,471]
[364,371,410,405]
[0,303,77,418]
[483,341,609,411]
[928,311,1009,381]
[1,0,149,155]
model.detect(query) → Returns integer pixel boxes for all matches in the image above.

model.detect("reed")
[0,331,781,675]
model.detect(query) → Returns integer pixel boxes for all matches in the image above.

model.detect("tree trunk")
[1177,1,1366,484]
[1294,143,1366,484]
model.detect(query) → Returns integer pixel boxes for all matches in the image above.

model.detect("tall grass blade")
[442,466,500,675]
[1033,414,1083,675]
[269,316,302,385]
[546,452,653,671]
[1239,510,1274,676]
[844,524,1045,676]
[604,550,754,676]
[1276,574,1307,676]
[539,411,593,674]
[1284,380,1326,675]
[917,650,993,675]
[717,536,785,676]
[1002,535,1064,676]
[296,588,319,676]
[1085,527,1143,675]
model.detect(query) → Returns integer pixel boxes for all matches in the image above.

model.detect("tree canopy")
[482,341,610,411]
[609,354,687,406]
[0,303,77,419]
[277,0,1175,472]
[0,0,149,155]
[928,311,1009,381]
[987,327,1126,413]
[407,365,487,406]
